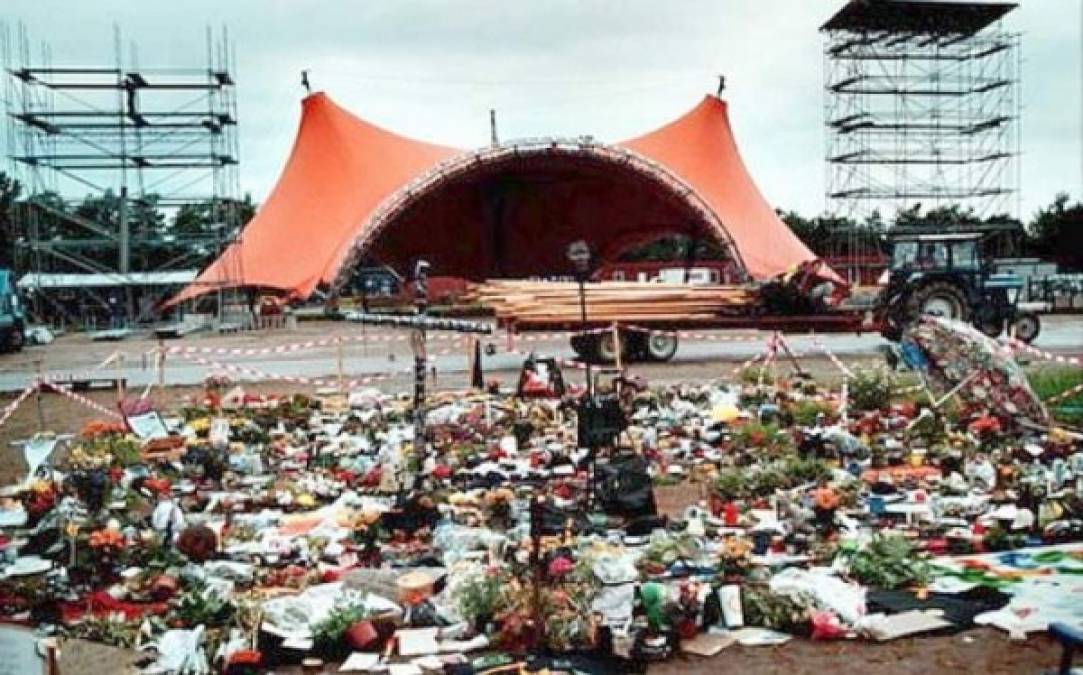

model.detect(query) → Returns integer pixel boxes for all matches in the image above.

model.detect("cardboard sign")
[58,638,138,675]
[0,625,43,675]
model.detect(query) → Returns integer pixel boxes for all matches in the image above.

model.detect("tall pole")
[578,275,591,396]
[411,260,430,492]
[118,186,133,326]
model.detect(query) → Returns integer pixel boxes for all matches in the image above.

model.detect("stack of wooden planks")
[466,279,753,323]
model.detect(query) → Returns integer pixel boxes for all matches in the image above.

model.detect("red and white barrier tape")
[730,351,765,377]
[810,337,856,379]
[618,324,763,344]
[512,332,575,343]
[509,324,764,345]
[0,381,41,430]
[174,351,345,387]
[1047,381,1083,405]
[163,331,475,360]
[38,378,124,420]
[895,383,925,395]
[171,349,415,390]
[1004,338,1082,368]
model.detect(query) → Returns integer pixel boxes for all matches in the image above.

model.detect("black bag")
[577,395,627,448]
[535,501,592,536]
[595,454,656,518]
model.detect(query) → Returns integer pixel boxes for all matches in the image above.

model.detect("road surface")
[0,315,1079,392]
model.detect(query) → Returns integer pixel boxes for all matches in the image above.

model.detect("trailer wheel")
[1010,313,1041,344]
[570,334,590,360]
[596,332,620,363]
[645,332,679,362]
[571,334,602,363]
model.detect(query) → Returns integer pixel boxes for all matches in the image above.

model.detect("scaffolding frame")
[821,1,1020,283]
[2,23,241,327]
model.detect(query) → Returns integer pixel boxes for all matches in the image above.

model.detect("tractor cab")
[878,231,1039,343]
[890,232,983,275]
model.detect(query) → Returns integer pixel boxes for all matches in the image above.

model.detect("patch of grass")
[1027,366,1083,426]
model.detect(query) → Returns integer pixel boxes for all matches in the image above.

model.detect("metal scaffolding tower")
[821,0,1021,279]
[2,23,241,327]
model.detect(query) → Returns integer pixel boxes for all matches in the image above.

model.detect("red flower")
[547,557,574,578]
[360,467,382,487]
[88,528,125,551]
[968,415,1001,435]
[227,650,262,666]
[144,478,172,496]
[432,465,452,480]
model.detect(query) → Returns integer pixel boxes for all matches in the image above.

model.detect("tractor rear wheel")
[907,281,971,323]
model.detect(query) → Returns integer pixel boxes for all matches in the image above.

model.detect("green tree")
[1027,193,1083,271]
[618,234,728,262]
[0,172,22,268]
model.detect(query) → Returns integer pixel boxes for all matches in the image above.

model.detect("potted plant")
[311,596,377,659]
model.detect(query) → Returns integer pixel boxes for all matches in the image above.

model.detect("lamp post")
[566,240,592,396]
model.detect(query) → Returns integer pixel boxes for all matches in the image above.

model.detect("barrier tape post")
[115,352,126,405]
[336,335,345,395]
[35,359,45,431]
[612,322,623,372]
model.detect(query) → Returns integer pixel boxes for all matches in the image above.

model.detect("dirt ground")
[650,628,1061,675]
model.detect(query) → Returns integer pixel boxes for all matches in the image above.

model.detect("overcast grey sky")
[5,0,1082,220]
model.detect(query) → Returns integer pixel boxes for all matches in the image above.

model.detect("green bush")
[742,584,811,632]
[714,470,747,501]
[793,399,835,427]
[713,457,831,502]
[849,368,894,412]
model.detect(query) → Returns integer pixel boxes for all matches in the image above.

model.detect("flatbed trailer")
[501,308,877,363]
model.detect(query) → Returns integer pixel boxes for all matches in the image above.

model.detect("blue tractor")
[877,232,1040,343]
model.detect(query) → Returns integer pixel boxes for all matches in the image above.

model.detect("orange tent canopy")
[170,92,827,305]
[622,96,820,285]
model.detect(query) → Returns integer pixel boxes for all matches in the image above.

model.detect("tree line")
[0,171,255,273]
[2,169,1080,275]
[626,194,1083,272]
